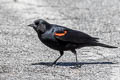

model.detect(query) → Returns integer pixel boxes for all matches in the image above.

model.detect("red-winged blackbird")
[28,19,117,64]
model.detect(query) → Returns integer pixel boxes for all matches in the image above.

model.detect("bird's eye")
[34,21,39,25]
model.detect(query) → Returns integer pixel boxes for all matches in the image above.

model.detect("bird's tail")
[92,42,118,48]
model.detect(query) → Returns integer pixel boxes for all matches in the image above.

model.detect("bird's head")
[28,19,50,34]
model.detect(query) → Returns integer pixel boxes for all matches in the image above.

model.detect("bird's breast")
[38,33,61,50]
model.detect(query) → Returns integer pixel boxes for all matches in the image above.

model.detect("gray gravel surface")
[0,0,120,80]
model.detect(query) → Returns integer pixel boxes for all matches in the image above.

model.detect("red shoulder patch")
[54,31,67,36]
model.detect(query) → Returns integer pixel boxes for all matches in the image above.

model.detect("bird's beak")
[27,23,35,27]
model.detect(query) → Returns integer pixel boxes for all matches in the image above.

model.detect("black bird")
[28,19,117,65]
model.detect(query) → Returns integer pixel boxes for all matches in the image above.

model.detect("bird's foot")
[70,63,82,69]
[49,62,57,66]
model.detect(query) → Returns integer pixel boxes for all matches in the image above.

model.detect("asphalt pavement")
[0,0,120,80]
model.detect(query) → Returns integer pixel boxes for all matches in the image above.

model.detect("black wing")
[54,27,98,43]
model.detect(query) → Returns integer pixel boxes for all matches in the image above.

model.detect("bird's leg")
[71,49,78,63]
[52,51,64,65]
[71,49,82,68]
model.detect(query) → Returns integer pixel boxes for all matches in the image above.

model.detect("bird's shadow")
[31,61,117,67]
